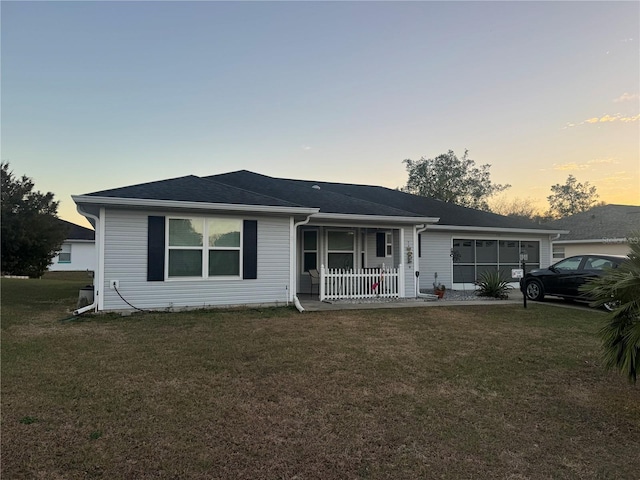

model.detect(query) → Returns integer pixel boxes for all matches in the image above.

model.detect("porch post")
[97,207,105,311]
[320,264,326,301]
[413,226,419,297]
[399,228,404,297]
[289,217,296,302]
[415,224,428,298]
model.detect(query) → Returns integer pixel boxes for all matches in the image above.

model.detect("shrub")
[580,234,640,383]
[475,270,511,299]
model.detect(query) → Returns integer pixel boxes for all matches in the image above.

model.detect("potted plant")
[433,273,446,299]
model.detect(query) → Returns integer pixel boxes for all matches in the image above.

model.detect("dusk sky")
[2,1,639,227]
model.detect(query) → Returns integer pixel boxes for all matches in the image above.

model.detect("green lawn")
[1,276,638,479]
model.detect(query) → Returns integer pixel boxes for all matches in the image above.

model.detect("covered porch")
[295,224,415,301]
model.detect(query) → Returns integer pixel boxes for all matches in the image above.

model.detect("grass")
[1,277,639,479]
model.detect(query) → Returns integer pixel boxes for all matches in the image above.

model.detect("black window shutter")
[376,232,385,257]
[418,234,422,258]
[147,216,165,281]
[243,220,258,279]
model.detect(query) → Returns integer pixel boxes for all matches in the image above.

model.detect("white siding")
[365,232,381,268]
[419,231,453,291]
[540,237,552,268]
[365,227,416,297]
[557,242,631,258]
[49,241,96,272]
[365,230,394,269]
[101,209,291,311]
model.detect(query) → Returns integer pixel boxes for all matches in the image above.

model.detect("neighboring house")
[546,204,640,260]
[72,170,564,312]
[49,220,96,272]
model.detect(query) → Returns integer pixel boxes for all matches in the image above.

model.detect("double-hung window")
[208,218,241,276]
[168,218,204,277]
[327,230,354,270]
[302,230,318,272]
[386,232,393,257]
[58,243,72,263]
[552,245,565,260]
[167,217,242,278]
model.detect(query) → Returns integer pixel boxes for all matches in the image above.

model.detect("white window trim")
[165,216,243,281]
[385,231,393,257]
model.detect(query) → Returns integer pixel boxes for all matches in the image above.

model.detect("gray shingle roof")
[210,170,553,230]
[84,175,302,208]
[295,180,545,229]
[78,169,564,230]
[547,204,640,240]
[207,171,426,218]
[60,219,95,241]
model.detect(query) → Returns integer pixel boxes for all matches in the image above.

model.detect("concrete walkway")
[296,294,522,312]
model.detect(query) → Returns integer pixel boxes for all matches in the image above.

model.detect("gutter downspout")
[414,224,429,297]
[293,295,305,313]
[73,206,101,315]
[291,214,314,310]
[549,233,562,265]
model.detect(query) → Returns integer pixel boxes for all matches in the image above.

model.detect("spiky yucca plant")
[580,234,640,384]
[475,270,511,299]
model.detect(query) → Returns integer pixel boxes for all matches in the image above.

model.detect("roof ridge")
[198,175,304,208]
[275,174,387,190]
[287,175,549,228]
[212,170,427,218]
[85,174,200,195]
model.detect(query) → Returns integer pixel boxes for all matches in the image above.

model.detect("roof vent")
[312,185,321,190]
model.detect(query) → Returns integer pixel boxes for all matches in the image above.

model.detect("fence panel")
[320,265,403,301]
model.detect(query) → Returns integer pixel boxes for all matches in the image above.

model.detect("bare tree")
[490,196,541,222]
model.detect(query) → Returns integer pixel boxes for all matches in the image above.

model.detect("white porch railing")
[320,264,404,301]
